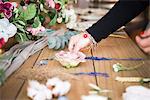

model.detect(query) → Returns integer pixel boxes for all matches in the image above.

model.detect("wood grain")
[92,36,149,100]
[0,51,41,100]
[16,47,96,100]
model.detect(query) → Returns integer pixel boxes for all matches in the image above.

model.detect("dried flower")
[113,63,125,72]
[113,62,144,72]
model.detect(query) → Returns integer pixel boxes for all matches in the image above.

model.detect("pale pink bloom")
[46,0,55,8]
[27,26,45,35]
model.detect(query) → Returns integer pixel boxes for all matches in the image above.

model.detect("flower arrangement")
[0,0,77,48]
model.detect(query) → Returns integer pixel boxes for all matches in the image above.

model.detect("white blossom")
[0,18,17,42]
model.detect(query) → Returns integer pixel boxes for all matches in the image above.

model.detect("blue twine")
[85,56,145,61]
[71,72,109,78]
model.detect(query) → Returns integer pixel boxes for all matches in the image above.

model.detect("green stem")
[123,62,144,71]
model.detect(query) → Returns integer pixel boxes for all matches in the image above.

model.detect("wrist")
[81,31,97,45]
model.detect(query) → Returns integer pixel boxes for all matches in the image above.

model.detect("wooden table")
[0,32,150,100]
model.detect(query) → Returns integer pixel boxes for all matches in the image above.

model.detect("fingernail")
[140,31,144,35]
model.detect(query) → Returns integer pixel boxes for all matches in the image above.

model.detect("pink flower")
[0,38,5,48]
[46,0,55,8]
[27,26,45,35]
[0,1,14,19]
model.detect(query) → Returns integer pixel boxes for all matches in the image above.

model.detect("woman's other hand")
[136,28,150,54]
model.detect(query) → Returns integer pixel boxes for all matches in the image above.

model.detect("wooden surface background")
[0,31,150,100]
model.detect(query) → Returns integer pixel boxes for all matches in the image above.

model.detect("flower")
[46,0,55,8]
[0,18,17,48]
[0,1,14,19]
[27,26,45,35]
[55,3,61,11]
[0,0,77,47]
[113,63,125,72]
[113,62,144,72]
[0,38,5,48]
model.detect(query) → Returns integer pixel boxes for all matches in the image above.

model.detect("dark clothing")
[86,0,149,42]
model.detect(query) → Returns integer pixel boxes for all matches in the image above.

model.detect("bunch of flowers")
[0,0,76,48]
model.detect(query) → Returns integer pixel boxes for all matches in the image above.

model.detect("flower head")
[46,0,55,8]
[0,38,5,48]
[0,1,14,19]
[55,3,61,11]
[113,63,125,72]
[27,26,45,35]
[0,18,17,48]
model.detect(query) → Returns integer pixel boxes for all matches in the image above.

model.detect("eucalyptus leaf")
[48,36,57,49]
[54,36,61,50]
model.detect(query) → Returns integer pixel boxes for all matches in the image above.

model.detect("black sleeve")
[86,0,149,42]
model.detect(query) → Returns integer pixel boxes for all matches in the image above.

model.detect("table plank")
[16,47,96,100]
[0,51,41,100]
[92,36,150,100]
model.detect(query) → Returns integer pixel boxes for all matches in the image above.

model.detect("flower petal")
[4,10,12,19]
[3,2,13,10]
[6,23,17,37]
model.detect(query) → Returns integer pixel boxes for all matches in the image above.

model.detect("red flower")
[55,3,61,11]
[24,0,30,4]
[0,1,14,19]
[0,38,5,48]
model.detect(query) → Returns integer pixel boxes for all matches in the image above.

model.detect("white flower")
[62,8,77,29]
[113,63,124,72]
[27,80,52,100]
[0,18,17,42]
[27,78,71,99]
[57,17,63,23]
[46,77,71,96]
[81,94,108,100]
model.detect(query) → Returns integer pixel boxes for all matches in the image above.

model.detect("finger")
[136,36,150,48]
[140,29,150,38]
[142,47,150,54]
[73,43,82,53]
[68,37,76,52]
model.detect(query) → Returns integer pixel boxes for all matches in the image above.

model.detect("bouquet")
[0,0,77,48]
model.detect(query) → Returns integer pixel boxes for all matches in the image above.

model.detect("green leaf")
[48,11,57,26]
[32,17,41,28]
[14,23,26,33]
[20,4,37,21]
[18,20,26,26]
[15,33,30,43]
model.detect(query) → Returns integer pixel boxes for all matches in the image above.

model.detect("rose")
[55,3,61,11]
[0,1,14,19]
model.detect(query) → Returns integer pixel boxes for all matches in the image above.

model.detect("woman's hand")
[68,32,93,53]
[136,28,150,54]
